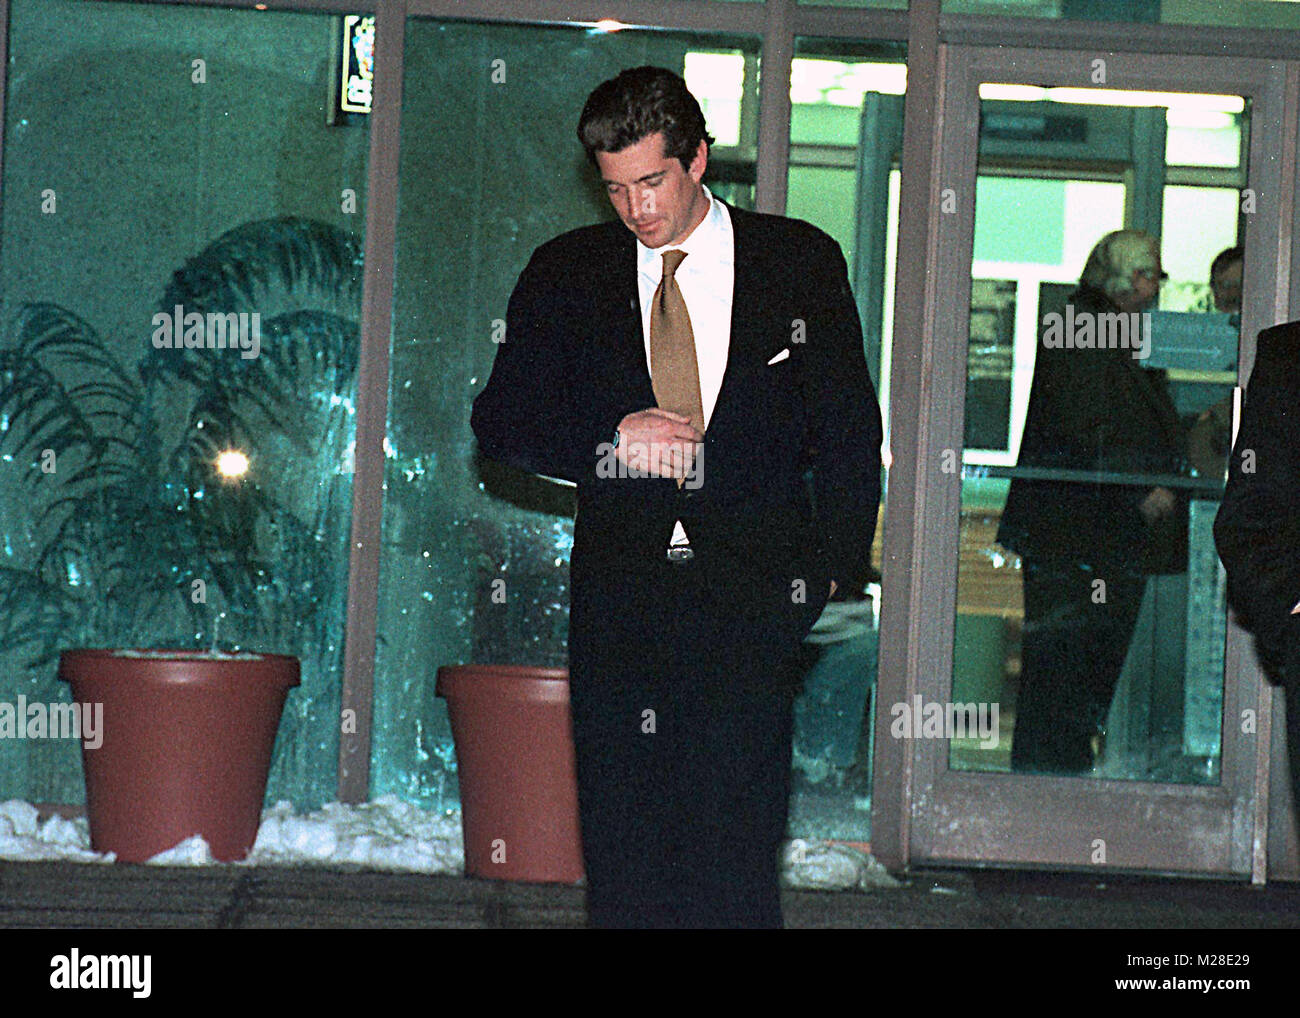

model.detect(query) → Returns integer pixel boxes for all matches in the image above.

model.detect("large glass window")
[950,84,1245,784]
[374,19,761,808]
[0,0,369,807]
[783,40,904,840]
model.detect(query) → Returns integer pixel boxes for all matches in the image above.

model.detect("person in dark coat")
[471,67,882,927]
[1214,323,1300,806]
[997,229,1188,773]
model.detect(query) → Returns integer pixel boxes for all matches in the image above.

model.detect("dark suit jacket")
[997,284,1188,572]
[1215,322,1300,688]
[470,200,883,651]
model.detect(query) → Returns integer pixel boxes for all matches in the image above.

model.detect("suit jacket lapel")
[599,224,658,409]
[710,201,767,437]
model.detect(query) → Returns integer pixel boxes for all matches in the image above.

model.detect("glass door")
[895,46,1286,875]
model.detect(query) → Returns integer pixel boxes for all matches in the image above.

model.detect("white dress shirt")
[636,185,734,547]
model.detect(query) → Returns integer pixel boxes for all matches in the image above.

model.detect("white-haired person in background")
[997,229,1189,774]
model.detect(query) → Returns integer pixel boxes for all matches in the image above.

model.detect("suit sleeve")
[1214,331,1300,682]
[470,248,615,485]
[799,231,884,589]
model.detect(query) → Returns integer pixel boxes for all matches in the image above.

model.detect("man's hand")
[1139,486,1176,524]
[829,580,838,598]
[616,408,703,479]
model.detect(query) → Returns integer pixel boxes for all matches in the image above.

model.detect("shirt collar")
[637,185,730,278]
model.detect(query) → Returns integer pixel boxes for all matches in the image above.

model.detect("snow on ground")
[0,796,895,890]
[781,840,900,891]
[0,796,463,872]
[0,801,105,863]
[249,798,464,871]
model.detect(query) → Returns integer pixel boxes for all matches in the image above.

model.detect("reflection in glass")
[950,88,1245,784]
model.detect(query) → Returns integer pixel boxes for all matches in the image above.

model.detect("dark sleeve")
[1214,331,1300,681]
[470,248,615,484]
[798,231,884,589]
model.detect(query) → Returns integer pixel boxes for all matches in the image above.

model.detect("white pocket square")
[766,348,790,365]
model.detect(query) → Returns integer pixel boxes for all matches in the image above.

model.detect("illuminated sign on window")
[340,15,375,115]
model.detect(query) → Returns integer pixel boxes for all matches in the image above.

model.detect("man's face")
[595,132,708,249]
[1211,259,1243,312]
[1120,257,1163,313]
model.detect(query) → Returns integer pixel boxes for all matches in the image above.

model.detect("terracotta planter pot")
[58,649,300,863]
[436,664,584,884]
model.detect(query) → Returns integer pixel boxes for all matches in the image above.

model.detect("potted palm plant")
[0,217,362,861]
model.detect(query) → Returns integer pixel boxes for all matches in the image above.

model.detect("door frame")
[873,44,1288,878]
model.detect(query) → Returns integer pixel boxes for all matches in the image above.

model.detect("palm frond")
[2,216,362,670]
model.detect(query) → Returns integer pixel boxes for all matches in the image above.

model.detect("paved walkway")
[3,860,1299,929]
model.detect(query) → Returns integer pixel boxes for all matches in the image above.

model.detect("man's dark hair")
[1210,244,1243,281]
[577,66,715,171]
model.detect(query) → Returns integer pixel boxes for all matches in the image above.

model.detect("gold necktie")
[649,250,704,488]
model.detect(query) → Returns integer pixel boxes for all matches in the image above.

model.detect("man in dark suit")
[470,66,882,928]
[1215,323,1300,806]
